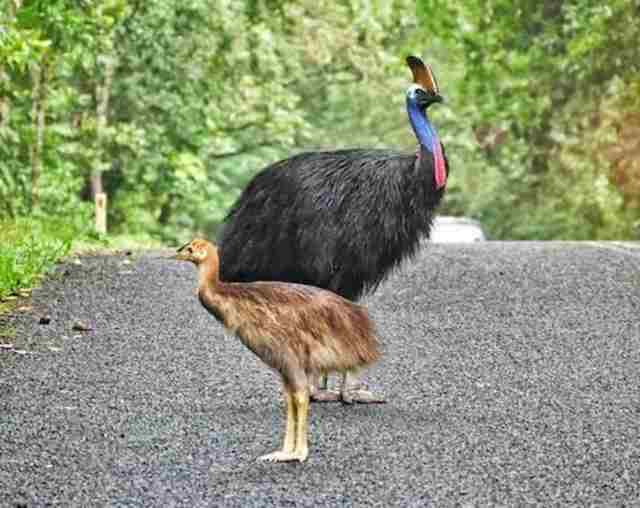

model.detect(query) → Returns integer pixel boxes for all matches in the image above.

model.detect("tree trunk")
[1,0,22,129]
[91,55,116,200]
[92,54,116,233]
[30,59,48,212]
[0,69,9,130]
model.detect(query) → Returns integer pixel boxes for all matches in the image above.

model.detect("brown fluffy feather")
[177,239,381,391]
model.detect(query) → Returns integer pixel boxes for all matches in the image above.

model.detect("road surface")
[1,242,639,506]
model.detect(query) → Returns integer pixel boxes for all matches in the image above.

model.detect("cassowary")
[173,239,380,462]
[218,56,448,403]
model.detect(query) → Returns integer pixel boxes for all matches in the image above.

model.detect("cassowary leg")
[309,372,340,403]
[340,371,386,404]
[258,379,309,463]
[258,385,299,462]
[282,389,296,453]
[292,389,310,461]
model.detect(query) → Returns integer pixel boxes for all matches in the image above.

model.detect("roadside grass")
[0,218,162,302]
[72,233,162,255]
[0,218,76,301]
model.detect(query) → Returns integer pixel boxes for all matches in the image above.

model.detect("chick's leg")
[292,389,309,462]
[282,389,296,453]
[259,381,310,463]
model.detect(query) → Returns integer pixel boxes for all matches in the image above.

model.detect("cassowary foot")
[310,389,341,403]
[258,450,307,463]
[341,387,386,405]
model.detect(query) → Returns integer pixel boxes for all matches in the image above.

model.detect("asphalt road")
[1,242,639,506]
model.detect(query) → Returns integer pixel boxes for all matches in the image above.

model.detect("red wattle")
[433,142,447,189]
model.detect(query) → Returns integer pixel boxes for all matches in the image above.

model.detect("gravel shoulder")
[1,242,639,506]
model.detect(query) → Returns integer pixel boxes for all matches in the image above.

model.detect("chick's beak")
[171,250,187,261]
[172,242,192,261]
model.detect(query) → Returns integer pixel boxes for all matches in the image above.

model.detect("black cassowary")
[218,56,448,403]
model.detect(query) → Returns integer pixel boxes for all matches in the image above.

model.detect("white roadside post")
[95,192,107,234]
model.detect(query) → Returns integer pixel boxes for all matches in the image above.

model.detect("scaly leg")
[258,386,300,462]
[282,389,296,453]
[292,389,309,462]
[340,371,386,404]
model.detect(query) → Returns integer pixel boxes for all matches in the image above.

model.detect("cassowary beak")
[418,92,444,108]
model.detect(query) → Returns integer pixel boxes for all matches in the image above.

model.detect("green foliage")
[0,217,75,299]
[100,0,418,240]
[417,0,640,239]
[0,0,638,242]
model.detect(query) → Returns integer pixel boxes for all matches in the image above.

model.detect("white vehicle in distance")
[430,216,487,243]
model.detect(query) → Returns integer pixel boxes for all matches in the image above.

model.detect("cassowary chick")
[173,239,381,462]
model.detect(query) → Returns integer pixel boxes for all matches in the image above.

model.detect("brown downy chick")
[173,239,381,463]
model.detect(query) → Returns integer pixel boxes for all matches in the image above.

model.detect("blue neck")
[407,99,439,151]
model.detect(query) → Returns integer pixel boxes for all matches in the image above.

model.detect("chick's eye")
[187,247,193,253]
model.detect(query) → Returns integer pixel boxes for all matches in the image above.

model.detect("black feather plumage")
[218,144,448,301]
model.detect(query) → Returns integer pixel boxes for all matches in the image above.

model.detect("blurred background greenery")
[1,0,639,256]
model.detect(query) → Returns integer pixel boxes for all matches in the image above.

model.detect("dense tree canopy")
[1,0,638,241]
[418,0,640,239]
